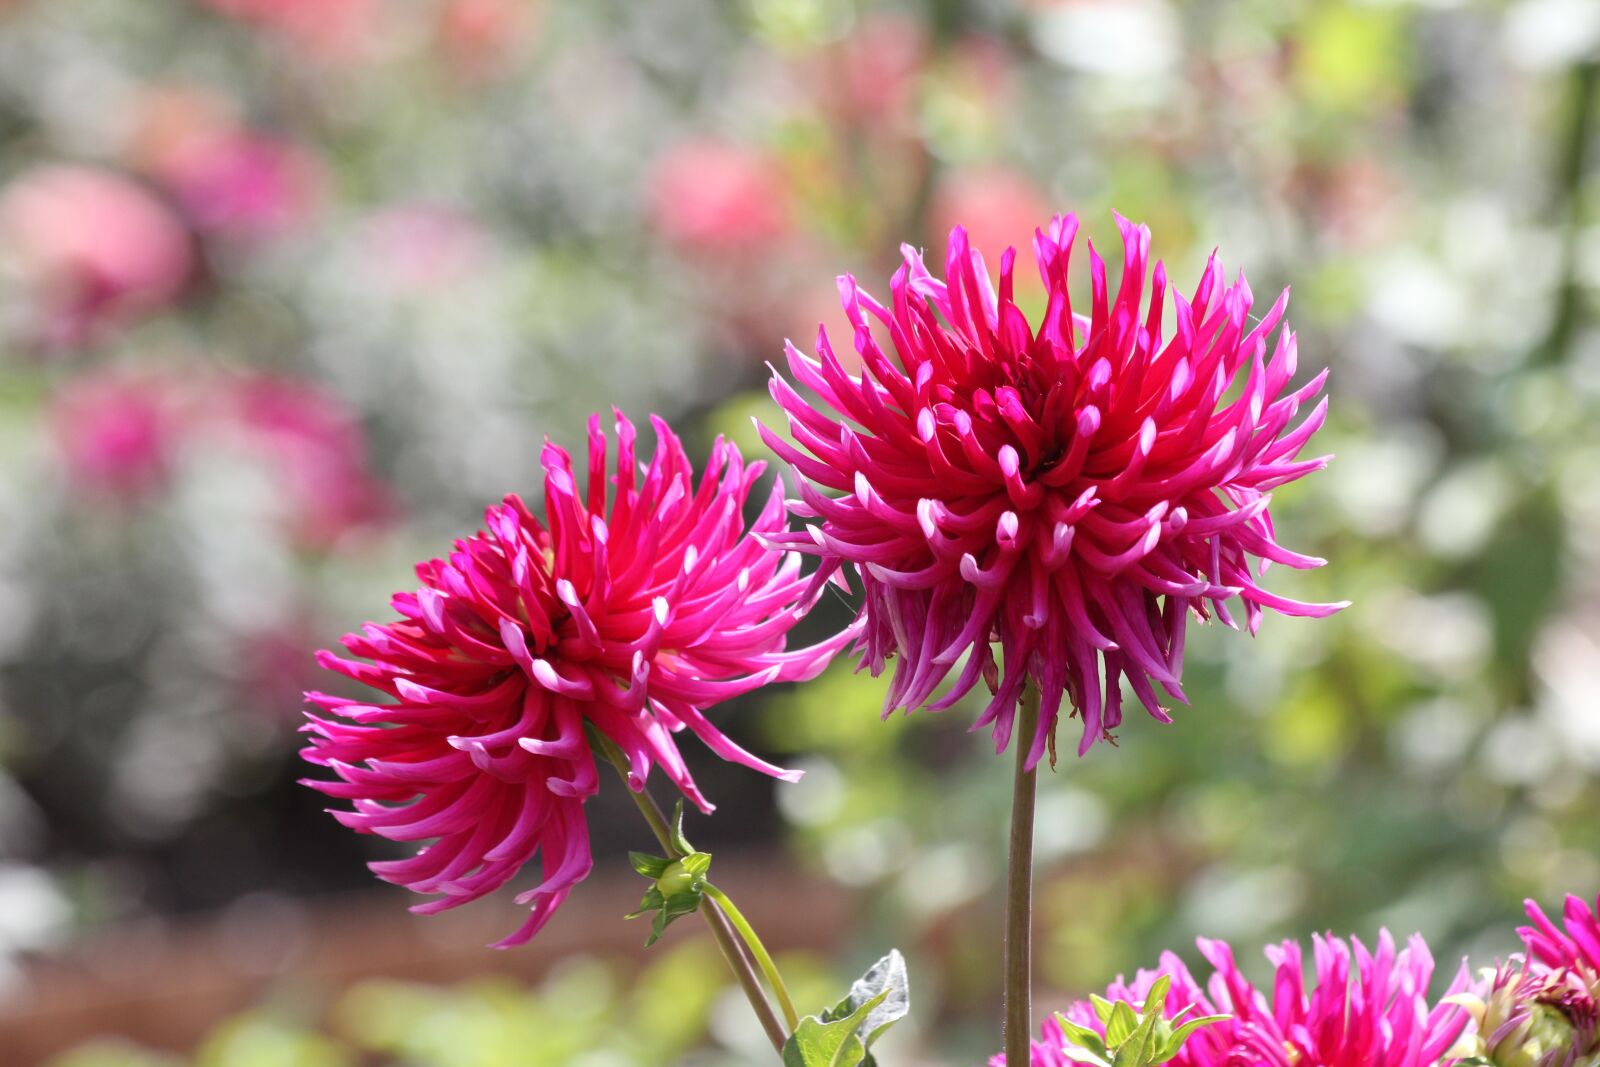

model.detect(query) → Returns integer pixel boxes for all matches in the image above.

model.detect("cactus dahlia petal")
[762,213,1344,765]
[302,412,853,947]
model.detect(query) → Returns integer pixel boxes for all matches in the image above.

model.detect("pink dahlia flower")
[762,213,1344,764]
[303,413,852,946]
[993,931,1473,1067]
[1522,894,1600,978]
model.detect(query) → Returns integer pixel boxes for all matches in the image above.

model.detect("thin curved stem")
[1004,681,1042,1066]
[704,882,801,1032]
[594,739,789,1056]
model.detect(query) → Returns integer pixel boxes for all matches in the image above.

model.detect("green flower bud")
[654,858,700,899]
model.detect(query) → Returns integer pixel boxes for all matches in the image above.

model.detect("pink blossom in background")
[162,131,322,239]
[52,369,187,501]
[647,139,792,254]
[358,203,490,291]
[51,365,391,546]
[928,166,1050,273]
[437,0,539,82]
[125,87,321,240]
[201,0,373,60]
[222,374,391,546]
[0,166,192,350]
[994,931,1474,1067]
[804,13,927,131]
[303,413,855,946]
[763,214,1343,763]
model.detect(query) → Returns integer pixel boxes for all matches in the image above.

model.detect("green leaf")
[782,990,890,1067]
[839,950,910,1048]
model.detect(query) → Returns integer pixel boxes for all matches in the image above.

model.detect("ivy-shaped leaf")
[783,989,890,1067]
[820,950,910,1050]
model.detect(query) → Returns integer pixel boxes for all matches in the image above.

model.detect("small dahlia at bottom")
[763,214,1344,763]
[993,930,1474,1067]
[303,413,852,946]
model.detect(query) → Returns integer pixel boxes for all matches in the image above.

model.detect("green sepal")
[1053,974,1227,1067]
[630,852,671,879]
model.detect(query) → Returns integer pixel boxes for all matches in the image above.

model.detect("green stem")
[1004,681,1042,1066]
[704,882,802,1032]
[594,737,789,1056]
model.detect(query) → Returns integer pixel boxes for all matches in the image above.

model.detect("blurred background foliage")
[0,0,1597,1063]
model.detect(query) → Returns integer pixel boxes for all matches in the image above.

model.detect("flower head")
[994,930,1473,1067]
[303,412,850,946]
[1456,961,1600,1067]
[762,213,1344,764]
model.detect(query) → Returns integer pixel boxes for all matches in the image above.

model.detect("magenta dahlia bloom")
[1523,894,1600,978]
[303,412,851,947]
[993,930,1474,1067]
[762,214,1344,763]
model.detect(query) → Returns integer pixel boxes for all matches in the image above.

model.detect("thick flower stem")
[704,882,801,1032]
[1004,681,1042,1066]
[595,741,789,1056]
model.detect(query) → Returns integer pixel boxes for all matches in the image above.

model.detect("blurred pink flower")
[52,369,186,501]
[437,0,539,82]
[201,0,373,59]
[164,131,322,239]
[125,86,321,239]
[51,364,390,545]
[303,413,855,946]
[0,166,192,349]
[928,166,1050,270]
[805,13,927,131]
[647,139,792,254]
[996,931,1473,1067]
[359,203,490,291]
[762,214,1343,764]
[221,374,391,546]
